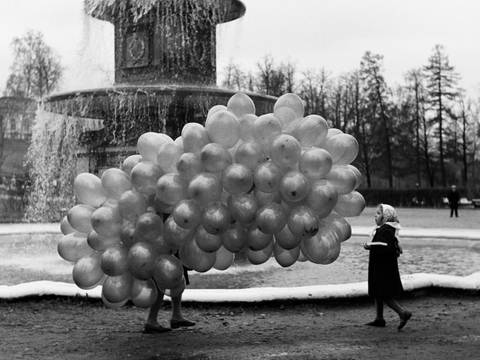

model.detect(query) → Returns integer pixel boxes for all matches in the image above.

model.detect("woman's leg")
[366,298,386,326]
[375,298,385,320]
[384,298,412,330]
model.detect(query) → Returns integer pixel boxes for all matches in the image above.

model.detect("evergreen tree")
[423,44,459,186]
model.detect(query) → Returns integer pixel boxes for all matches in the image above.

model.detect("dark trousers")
[450,206,458,217]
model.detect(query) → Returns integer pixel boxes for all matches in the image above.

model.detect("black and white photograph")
[0,0,479,359]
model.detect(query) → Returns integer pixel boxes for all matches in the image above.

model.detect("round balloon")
[73,173,107,208]
[273,93,304,119]
[227,92,256,118]
[102,273,132,304]
[205,110,240,148]
[72,253,104,290]
[101,168,131,200]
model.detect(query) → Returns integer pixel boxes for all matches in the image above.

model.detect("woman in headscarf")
[363,204,412,330]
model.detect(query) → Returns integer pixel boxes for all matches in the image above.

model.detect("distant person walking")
[447,185,460,218]
[363,204,412,330]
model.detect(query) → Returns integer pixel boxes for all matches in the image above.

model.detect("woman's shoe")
[365,319,386,327]
[398,311,412,331]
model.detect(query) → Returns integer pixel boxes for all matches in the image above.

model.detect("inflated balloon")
[299,148,333,180]
[214,246,235,270]
[87,230,120,251]
[130,161,163,196]
[174,136,184,153]
[187,173,222,206]
[163,215,193,249]
[155,173,186,205]
[121,154,142,175]
[287,206,319,240]
[130,279,158,308]
[194,225,222,252]
[247,227,273,251]
[298,249,308,262]
[179,237,216,273]
[295,115,329,147]
[273,106,298,128]
[133,212,164,243]
[279,171,310,203]
[246,241,274,265]
[335,191,366,217]
[326,165,357,195]
[306,180,338,218]
[102,273,133,303]
[234,141,264,170]
[73,173,107,207]
[58,232,93,263]
[227,92,256,118]
[172,199,201,229]
[127,242,155,280]
[324,213,352,242]
[256,203,287,234]
[205,110,240,148]
[72,253,104,290]
[347,165,363,189]
[207,104,227,120]
[119,220,136,248]
[91,205,122,238]
[227,193,258,224]
[200,143,233,173]
[164,279,186,298]
[137,132,174,162]
[101,168,131,200]
[270,134,301,170]
[253,114,282,151]
[253,161,283,193]
[323,133,359,165]
[101,245,128,276]
[222,164,253,195]
[101,295,128,309]
[221,224,248,252]
[157,142,182,173]
[301,228,341,265]
[254,188,281,207]
[118,190,147,222]
[274,225,301,250]
[60,215,75,235]
[202,201,231,235]
[176,152,203,183]
[274,93,305,119]
[238,114,258,142]
[152,255,184,289]
[67,204,95,234]
[273,242,300,268]
[150,196,174,215]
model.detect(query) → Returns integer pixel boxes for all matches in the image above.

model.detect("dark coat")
[368,224,403,298]
[447,190,460,207]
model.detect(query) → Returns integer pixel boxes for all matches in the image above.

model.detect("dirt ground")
[1,291,479,360]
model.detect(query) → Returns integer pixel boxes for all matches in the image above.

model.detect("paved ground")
[1,291,479,360]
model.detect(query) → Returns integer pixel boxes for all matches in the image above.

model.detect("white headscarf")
[371,203,401,239]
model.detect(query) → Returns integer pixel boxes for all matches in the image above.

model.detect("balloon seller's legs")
[146,289,165,326]
[169,279,195,328]
[455,206,458,217]
[450,207,454,217]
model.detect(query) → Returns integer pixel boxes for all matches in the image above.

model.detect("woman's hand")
[363,242,371,250]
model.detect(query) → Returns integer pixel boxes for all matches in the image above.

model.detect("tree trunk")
[437,75,446,186]
[414,81,421,186]
[462,109,468,185]
[422,111,434,187]
[376,80,393,188]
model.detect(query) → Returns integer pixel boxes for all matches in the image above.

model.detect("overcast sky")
[0,0,479,96]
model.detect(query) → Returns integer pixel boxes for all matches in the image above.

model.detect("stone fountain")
[27,0,275,221]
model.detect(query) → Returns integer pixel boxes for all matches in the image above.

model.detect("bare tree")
[360,51,393,188]
[3,30,62,99]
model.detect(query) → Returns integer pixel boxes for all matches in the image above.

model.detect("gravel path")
[1,292,479,360]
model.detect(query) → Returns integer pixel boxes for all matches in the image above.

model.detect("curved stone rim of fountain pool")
[1,225,479,302]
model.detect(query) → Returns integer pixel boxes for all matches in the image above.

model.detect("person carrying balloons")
[363,204,412,330]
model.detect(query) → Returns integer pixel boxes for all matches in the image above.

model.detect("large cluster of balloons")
[58,92,365,308]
